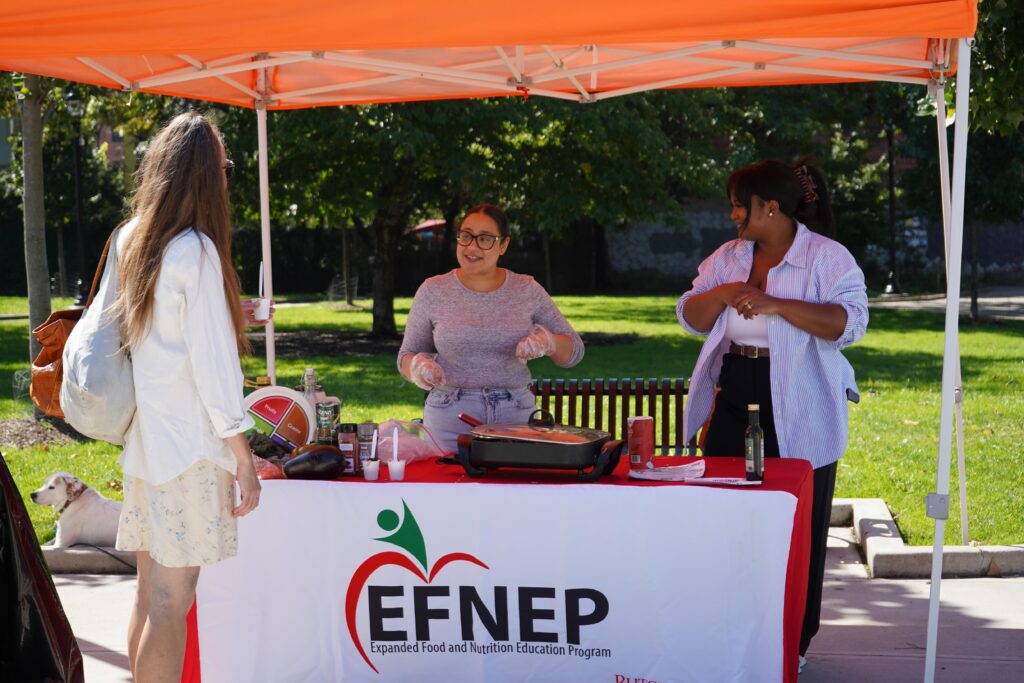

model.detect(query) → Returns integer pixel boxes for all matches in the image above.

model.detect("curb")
[832,498,1024,579]
[43,547,137,574]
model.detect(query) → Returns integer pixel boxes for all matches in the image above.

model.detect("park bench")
[529,377,691,455]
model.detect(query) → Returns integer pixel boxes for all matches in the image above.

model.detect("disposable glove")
[515,324,557,364]
[409,353,446,390]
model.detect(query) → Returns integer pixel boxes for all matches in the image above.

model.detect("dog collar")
[56,485,87,517]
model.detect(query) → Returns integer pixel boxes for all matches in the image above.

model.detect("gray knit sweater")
[397,270,584,389]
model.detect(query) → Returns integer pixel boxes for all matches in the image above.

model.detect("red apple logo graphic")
[345,501,487,673]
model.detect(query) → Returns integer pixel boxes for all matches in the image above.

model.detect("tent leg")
[923,37,972,683]
[256,102,276,385]
[934,82,969,545]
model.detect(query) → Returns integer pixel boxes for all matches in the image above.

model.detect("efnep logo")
[344,500,610,674]
[345,501,488,673]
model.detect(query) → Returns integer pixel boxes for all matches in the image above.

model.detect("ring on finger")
[744,301,753,310]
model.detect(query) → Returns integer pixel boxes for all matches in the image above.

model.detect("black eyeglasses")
[223,159,235,180]
[456,231,504,250]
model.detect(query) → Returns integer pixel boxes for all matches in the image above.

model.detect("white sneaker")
[798,655,807,674]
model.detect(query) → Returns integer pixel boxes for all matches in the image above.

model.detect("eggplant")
[283,445,347,480]
[290,442,322,459]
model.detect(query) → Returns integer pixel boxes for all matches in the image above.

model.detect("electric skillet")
[452,410,623,481]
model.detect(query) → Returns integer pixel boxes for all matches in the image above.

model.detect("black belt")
[729,342,770,359]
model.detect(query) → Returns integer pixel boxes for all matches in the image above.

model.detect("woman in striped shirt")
[677,160,868,671]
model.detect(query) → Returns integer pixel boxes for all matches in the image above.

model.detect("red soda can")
[627,416,655,470]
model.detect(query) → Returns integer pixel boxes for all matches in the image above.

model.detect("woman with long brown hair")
[114,111,261,682]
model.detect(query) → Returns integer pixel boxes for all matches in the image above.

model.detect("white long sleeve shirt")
[677,222,868,469]
[117,221,253,485]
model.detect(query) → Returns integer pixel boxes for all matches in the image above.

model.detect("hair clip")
[795,165,819,203]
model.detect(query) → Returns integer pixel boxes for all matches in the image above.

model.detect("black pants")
[702,353,836,656]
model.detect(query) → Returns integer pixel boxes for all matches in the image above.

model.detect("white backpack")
[61,223,135,444]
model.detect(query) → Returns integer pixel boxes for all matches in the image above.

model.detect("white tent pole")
[933,80,969,545]
[923,36,972,683]
[256,95,276,385]
[935,82,952,233]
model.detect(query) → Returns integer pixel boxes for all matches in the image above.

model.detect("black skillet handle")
[454,433,487,478]
[528,409,555,428]
[600,440,624,475]
[576,439,623,482]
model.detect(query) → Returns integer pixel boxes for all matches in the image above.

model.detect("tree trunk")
[441,196,461,275]
[342,222,353,305]
[970,221,979,321]
[370,166,415,337]
[371,218,401,337]
[22,74,51,362]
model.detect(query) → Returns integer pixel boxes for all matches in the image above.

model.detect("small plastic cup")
[363,459,380,481]
[253,297,271,321]
[387,459,406,481]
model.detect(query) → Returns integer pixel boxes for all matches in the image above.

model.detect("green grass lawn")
[2,295,1021,547]
[0,296,77,315]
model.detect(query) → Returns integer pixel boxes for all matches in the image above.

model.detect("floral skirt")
[116,459,237,567]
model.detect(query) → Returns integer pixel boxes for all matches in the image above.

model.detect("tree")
[970,0,1024,136]
[495,93,698,289]
[215,90,738,334]
[20,74,50,362]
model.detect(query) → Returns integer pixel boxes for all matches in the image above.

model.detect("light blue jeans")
[424,386,537,453]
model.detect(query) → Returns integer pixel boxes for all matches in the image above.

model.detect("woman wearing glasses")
[398,204,584,452]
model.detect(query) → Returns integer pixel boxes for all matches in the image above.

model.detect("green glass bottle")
[745,404,764,482]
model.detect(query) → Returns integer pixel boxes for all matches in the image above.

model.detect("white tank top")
[724,306,770,347]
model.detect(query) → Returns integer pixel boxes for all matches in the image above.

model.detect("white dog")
[30,472,122,548]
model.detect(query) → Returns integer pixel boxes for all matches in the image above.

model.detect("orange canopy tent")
[0,3,979,681]
[0,1,975,107]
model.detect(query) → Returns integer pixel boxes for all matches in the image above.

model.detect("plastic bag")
[252,453,285,480]
[376,420,446,465]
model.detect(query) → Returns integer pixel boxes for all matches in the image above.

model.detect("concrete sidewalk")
[800,529,1024,682]
[54,527,1024,682]
[869,286,1024,321]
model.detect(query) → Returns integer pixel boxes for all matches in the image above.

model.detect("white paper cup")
[387,459,406,481]
[253,297,271,321]
[363,459,380,481]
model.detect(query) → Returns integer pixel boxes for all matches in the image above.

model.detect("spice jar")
[336,423,359,475]
[357,422,378,470]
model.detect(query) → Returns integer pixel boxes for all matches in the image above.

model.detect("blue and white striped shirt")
[677,223,868,469]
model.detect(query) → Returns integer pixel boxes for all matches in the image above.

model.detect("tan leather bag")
[29,231,116,418]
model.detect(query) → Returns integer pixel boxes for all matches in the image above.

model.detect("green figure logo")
[374,500,428,572]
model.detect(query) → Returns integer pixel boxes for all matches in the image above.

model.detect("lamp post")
[64,88,87,305]
[884,125,902,296]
